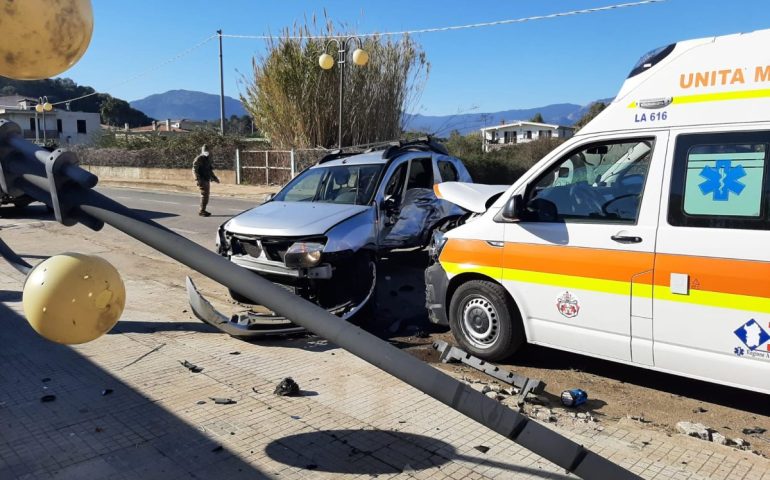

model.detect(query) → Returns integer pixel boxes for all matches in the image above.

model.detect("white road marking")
[172,228,198,235]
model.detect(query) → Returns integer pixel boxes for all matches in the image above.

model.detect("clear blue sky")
[61,0,770,116]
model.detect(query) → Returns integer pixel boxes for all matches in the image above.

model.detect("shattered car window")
[273,164,383,205]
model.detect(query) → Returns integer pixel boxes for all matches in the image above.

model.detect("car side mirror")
[500,195,521,221]
[264,193,275,202]
[382,195,399,213]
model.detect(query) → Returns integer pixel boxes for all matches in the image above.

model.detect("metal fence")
[235,148,328,186]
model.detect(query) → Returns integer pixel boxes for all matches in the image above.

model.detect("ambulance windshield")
[627,43,675,78]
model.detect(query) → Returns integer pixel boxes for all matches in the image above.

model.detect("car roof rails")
[381,136,449,160]
[317,149,359,164]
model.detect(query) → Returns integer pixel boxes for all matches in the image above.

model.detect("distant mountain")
[130,89,247,121]
[404,99,613,136]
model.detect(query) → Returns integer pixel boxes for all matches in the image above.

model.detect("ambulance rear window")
[627,43,675,79]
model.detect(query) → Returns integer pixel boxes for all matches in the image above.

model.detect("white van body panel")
[436,29,770,394]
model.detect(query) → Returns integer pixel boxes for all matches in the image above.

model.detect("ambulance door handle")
[611,234,642,244]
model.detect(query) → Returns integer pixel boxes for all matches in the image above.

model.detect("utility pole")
[217,29,225,135]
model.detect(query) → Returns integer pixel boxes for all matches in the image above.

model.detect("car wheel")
[449,280,523,361]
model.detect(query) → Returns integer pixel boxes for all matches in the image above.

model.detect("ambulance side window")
[669,132,770,230]
[524,139,654,224]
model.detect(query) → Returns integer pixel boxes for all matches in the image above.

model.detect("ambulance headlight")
[429,231,447,262]
[284,242,324,268]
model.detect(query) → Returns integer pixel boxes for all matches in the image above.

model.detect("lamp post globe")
[352,48,369,66]
[23,253,126,344]
[0,0,93,80]
[319,53,335,70]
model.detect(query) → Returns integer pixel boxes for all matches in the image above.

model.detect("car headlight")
[284,242,324,268]
[428,230,447,262]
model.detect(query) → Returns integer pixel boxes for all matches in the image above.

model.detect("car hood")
[224,201,371,236]
[433,182,509,213]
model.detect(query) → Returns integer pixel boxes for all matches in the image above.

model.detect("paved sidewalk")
[1,260,769,478]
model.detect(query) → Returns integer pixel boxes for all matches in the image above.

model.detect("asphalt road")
[97,186,259,246]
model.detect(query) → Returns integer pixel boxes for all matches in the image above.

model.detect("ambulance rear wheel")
[449,280,523,361]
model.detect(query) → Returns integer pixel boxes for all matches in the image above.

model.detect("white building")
[0,95,102,146]
[480,120,574,152]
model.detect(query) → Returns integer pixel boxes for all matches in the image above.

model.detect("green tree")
[529,112,545,123]
[240,16,429,148]
[573,102,607,131]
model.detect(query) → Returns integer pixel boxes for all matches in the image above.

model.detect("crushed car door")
[380,157,443,249]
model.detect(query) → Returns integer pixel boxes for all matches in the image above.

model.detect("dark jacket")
[192,154,219,183]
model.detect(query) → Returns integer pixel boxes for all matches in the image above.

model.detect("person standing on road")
[192,144,220,216]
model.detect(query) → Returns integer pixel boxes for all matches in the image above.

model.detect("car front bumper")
[425,262,449,326]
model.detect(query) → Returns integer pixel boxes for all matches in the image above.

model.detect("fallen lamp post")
[0,119,638,479]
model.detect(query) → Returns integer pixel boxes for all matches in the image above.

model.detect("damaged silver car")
[191,139,472,336]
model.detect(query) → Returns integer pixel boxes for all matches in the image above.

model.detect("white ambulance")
[427,28,770,395]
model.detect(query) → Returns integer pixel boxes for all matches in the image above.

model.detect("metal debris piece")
[210,397,236,405]
[474,445,490,454]
[742,427,767,435]
[211,445,223,453]
[101,389,113,396]
[196,400,206,405]
[274,377,300,397]
[121,343,165,370]
[180,360,203,373]
[432,340,545,404]
[40,395,56,403]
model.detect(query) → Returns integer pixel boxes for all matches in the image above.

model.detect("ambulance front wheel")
[448,280,524,361]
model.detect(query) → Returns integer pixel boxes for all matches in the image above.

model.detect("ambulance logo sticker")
[556,291,580,318]
[699,160,746,201]
[733,319,770,352]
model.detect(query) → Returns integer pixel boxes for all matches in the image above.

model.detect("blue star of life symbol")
[699,160,746,201]
[734,346,745,357]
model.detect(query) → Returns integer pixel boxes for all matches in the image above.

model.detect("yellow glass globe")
[0,0,94,80]
[23,253,126,345]
[319,53,335,70]
[352,49,369,66]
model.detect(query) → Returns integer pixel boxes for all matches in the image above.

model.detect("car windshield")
[273,164,383,205]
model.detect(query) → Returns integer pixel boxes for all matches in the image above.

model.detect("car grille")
[260,238,293,262]
[241,241,261,258]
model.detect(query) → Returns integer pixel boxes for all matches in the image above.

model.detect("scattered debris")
[101,389,113,396]
[561,389,588,408]
[196,400,206,405]
[210,397,236,405]
[711,432,728,445]
[41,378,51,383]
[274,377,300,397]
[229,351,241,355]
[413,329,429,339]
[676,421,710,441]
[692,407,708,413]
[742,427,767,435]
[121,343,166,370]
[180,360,203,373]
[629,415,652,424]
[306,464,318,470]
[534,408,557,423]
[474,445,490,454]
[94,427,104,433]
[211,445,223,453]
[290,415,301,420]
[40,395,56,403]
[733,438,750,449]
[251,387,260,394]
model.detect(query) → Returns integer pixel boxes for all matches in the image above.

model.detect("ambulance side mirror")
[500,195,521,221]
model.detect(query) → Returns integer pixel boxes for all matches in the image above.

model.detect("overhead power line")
[52,34,217,107]
[221,0,667,40]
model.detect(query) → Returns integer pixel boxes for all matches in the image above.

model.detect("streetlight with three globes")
[318,37,369,149]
